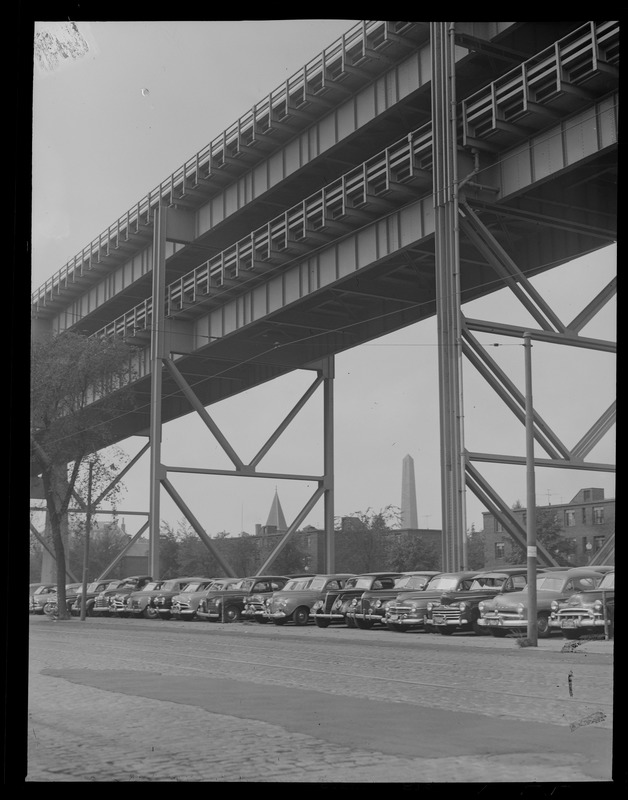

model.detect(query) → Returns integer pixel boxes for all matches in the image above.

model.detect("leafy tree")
[335,506,398,573]
[386,533,440,572]
[30,331,135,618]
[259,535,309,576]
[508,508,575,566]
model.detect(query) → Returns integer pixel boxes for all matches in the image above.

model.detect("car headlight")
[458,602,467,611]
[333,599,343,611]
[517,603,526,618]
[409,603,419,612]
[312,600,323,611]
[426,602,434,612]
[550,600,559,611]
[478,601,486,612]
[350,598,358,607]
[374,599,382,608]
[593,600,603,612]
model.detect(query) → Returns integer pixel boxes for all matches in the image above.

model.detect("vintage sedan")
[477,567,608,638]
[69,579,125,616]
[170,578,241,620]
[41,583,83,616]
[384,572,481,632]
[197,576,290,622]
[311,572,403,628]
[152,577,214,619]
[29,584,57,614]
[425,568,530,636]
[93,575,153,616]
[347,571,441,629]
[124,577,208,619]
[259,574,355,626]
[549,570,614,639]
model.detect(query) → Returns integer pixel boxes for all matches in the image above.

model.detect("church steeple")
[265,487,288,531]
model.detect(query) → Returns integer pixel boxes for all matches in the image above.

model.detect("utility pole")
[524,333,537,645]
[79,460,94,622]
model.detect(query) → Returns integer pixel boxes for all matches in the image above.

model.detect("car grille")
[431,608,461,621]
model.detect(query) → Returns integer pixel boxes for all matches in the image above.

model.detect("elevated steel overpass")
[31,21,617,575]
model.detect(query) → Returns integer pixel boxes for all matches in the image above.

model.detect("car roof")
[541,567,608,578]
[311,573,357,579]
[353,572,404,578]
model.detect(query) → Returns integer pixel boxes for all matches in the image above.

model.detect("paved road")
[24,615,616,783]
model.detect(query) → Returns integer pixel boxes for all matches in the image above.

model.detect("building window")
[593,507,605,525]
[582,507,587,524]
[522,513,527,525]
[594,535,605,552]
[564,510,576,527]
[495,542,505,559]
[495,520,503,533]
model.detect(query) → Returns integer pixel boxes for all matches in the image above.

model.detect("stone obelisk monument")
[401,454,419,529]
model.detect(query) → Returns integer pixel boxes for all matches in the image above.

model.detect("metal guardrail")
[92,20,619,344]
[32,21,421,309]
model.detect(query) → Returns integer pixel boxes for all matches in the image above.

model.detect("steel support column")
[323,356,335,572]
[431,21,467,571]
[149,204,167,579]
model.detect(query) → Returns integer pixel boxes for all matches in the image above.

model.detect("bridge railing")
[462,20,618,149]
[32,20,423,311]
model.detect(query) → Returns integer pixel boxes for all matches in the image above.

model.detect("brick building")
[481,487,615,569]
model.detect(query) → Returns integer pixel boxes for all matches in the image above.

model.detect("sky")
[31,20,617,541]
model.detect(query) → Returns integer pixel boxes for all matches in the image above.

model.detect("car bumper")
[351,612,386,623]
[477,617,526,629]
[549,617,607,630]
[385,613,426,627]
[311,613,344,622]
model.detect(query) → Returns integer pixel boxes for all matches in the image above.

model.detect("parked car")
[29,583,57,614]
[41,583,83,616]
[197,576,290,622]
[69,579,126,616]
[124,577,208,619]
[93,575,153,616]
[311,572,403,628]
[477,567,609,638]
[259,574,356,626]
[152,577,214,619]
[424,567,531,636]
[347,571,441,629]
[549,570,614,639]
[170,578,241,621]
[384,572,482,633]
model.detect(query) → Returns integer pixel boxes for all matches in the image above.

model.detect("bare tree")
[30,331,136,619]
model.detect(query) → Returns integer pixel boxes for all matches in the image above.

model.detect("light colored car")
[549,570,614,639]
[170,578,241,620]
[259,574,356,626]
[125,577,208,619]
[29,584,57,614]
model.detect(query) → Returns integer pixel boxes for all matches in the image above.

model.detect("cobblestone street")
[24,615,615,783]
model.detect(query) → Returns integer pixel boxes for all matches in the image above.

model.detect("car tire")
[223,605,240,623]
[490,628,508,638]
[385,622,406,633]
[355,618,374,630]
[315,617,330,628]
[293,607,309,626]
[142,606,159,620]
[537,614,550,638]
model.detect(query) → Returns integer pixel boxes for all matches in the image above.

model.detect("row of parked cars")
[30,564,614,640]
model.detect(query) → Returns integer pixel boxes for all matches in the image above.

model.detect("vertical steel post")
[524,332,538,645]
[79,459,94,621]
[149,203,167,579]
[431,22,467,571]
[323,356,335,572]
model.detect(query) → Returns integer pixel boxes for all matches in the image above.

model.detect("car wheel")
[293,607,309,626]
[223,605,240,623]
[438,627,454,636]
[537,614,550,638]
[142,606,159,619]
[490,628,508,638]
[386,622,406,633]
[273,619,286,626]
[355,618,374,630]
[315,617,330,628]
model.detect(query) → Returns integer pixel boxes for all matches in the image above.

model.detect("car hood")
[394,589,458,604]
[489,589,572,610]
[270,590,319,601]
[435,588,503,604]
[563,588,615,607]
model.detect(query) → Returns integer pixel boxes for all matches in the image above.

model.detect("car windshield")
[142,582,163,592]
[597,573,614,590]
[394,575,430,590]
[163,580,186,592]
[426,576,467,591]
[283,578,313,591]
[469,576,507,590]
[308,577,329,591]
[35,586,55,595]
[183,581,211,592]
[233,579,255,591]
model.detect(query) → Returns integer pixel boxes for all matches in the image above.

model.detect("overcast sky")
[31,20,616,540]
